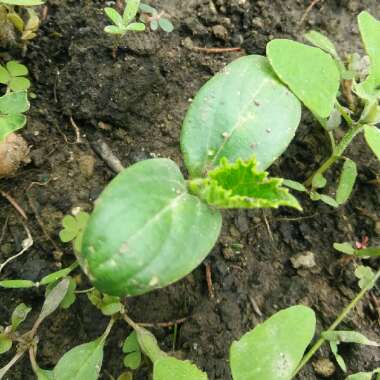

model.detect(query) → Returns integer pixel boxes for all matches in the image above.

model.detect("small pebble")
[290,251,316,269]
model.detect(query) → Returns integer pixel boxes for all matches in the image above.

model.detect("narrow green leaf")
[153,357,208,380]
[11,303,31,331]
[123,0,141,24]
[60,277,77,309]
[6,61,28,77]
[355,247,380,258]
[125,22,145,32]
[333,242,355,255]
[0,335,12,354]
[104,7,124,27]
[323,331,379,346]
[181,55,301,177]
[0,0,44,5]
[364,126,380,161]
[158,18,174,33]
[304,30,339,59]
[283,179,307,192]
[267,39,340,118]
[0,280,35,288]
[336,159,357,204]
[329,341,347,372]
[346,369,380,380]
[356,12,380,100]
[40,265,77,286]
[320,194,339,208]
[139,3,156,15]
[188,157,301,210]
[53,338,104,380]
[230,305,316,380]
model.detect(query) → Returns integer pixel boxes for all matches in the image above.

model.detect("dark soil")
[1,0,380,379]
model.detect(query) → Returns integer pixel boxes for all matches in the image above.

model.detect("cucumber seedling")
[266,11,380,207]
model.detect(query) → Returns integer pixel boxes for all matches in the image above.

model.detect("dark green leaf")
[355,247,380,258]
[181,55,301,177]
[188,157,301,210]
[230,305,316,380]
[267,39,340,118]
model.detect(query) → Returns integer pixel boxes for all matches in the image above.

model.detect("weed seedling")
[139,3,174,33]
[0,61,30,92]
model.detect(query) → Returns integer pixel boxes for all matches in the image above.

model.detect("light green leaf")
[6,61,28,77]
[346,369,380,380]
[267,39,340,118]
[60,277,77,309]
[59,212,90,252]
[159,18,174,33]
[0,0,44,5]
[312,173,327,189]
[319,194,339,208]
[355,265,376,290]
[329,340,347,372]
[188,157,301,210]
[283,179,307,192]
[9,77,31,92]
[124,352,141,370]
[154,357,208,380]
[356,12,380,100]
[0,279,35,288]
[40,263,78,285]
[336,159,357,204]
[0,91,29,114]
[322,331,379,347]
[81,159,222,297]
[139,3,156,15]
[0,334,12,354]
[125,22,145,32]
[100,300,122,316]
[230,305,316,380]
[150,19,159,31]
[304,30,339,59]
[104,7,124,27]
[333,242,355,255]
[355,247,380,258]
[0,66,10,84]
[133,325,166,364]
[35,367,54,380]
[364,126,380,161]
[123,331,140,353]
[0,114,27,142]
[53,338,104,380]
[123,0,141,24]
[181,55,301,177]
[11,303,31,331]
[104,25,126,35]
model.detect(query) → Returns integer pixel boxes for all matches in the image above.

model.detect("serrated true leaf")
[267,39,340,118]
[154,357,208,380]
[356,12,380,100]
[11,303,31,331]
[230,305,316,380]
[188,157,301,210]
[53,337,104,380]
[364,126,380,161]
[336,159,357,204]
[181,55,301,177]
[81,159,222,296]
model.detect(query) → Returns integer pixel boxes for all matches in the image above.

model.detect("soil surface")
[1,0,380,379]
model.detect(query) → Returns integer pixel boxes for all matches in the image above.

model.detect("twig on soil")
[0,216,9,245]
[0,190,28,220]
[137,317,188,328]
[0,224,33,275]
[262,212,274,242]
[189,46,242,54]
[205,262,215,299]
[299,0,323,25]
[26,192,63,257]
[90,138,124,173]
[249,295,263,317]
[69,117,83,144]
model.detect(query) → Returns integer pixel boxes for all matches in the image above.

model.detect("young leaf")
[312,173,327,189]
[11,303,31,331]
[59,212,90,252]
[125,22,145,32]
[123,332,142,370]
[188,157,301,210]
[329,340,347,372]
[333,242,355,255]
[0,335,12,354]
[53,337,105,380]
[104,26,126,35]
[158,18,174,33]
[181,55,301,177]
[346,369,380,380]
[267,39,340,118]
[283,179,307,192]
[123,352,141,370]
[322,331,379,347]
[150,19,159,31]
[0,279,35,288]
[355,265,376,290]
[153,357,208,380]
[0,66,10,84]
[304,31,339,59]
[6,61,28,77]
[140,3,156,14]
[319,194,339,208]
[230,305,316,380]
[0,91,30,142]
[104,7,124,27]
[356,12,380,100]
[336,159,357,204]
[59,277,77,309]
[133,325,166,364]
[81,159,222,297]
[40,262,78,285]
[123,0,141,24]
[364,126,380,161]
[355,247,380,258]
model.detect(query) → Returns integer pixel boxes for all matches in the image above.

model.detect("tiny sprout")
[59,211,90,252]
[104,0,145,36]
[139,3,174,33]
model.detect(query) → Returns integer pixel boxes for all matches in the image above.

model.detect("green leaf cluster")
[140,3,174,32]
[0,61,30,91]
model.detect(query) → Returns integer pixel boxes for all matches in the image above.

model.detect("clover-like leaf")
[123,332,142,370]
[355,265,376,290]
[188,157,301,210]
[87,289,122,316]
[59,212,90,252]
[0,91,30,142]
